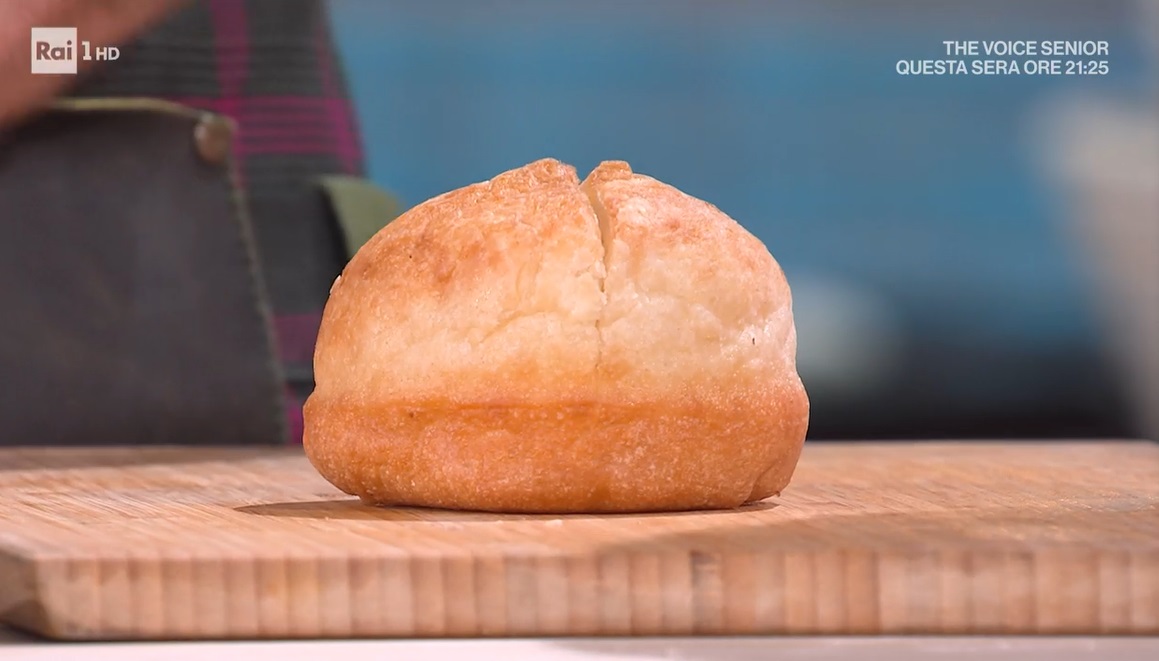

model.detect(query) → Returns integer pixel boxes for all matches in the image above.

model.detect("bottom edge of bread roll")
[302,396,808,514]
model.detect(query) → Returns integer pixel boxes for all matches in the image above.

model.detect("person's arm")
[0,0,190,131]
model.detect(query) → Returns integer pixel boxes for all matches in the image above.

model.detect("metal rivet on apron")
[193,114,234,166]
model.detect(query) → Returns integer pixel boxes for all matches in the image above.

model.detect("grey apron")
[0,99,288,446]
[0,96,400,447]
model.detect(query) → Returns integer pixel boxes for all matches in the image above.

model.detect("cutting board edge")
[4,546,1157,640]
[7,620,1158,642]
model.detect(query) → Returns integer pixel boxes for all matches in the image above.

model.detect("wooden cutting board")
[0,441,1156,640]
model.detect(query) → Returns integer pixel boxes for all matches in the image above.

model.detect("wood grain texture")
[0,442,1156,640]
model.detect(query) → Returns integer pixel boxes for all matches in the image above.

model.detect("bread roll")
[303,159,808,513]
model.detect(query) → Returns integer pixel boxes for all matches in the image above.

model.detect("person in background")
[0,0,387,447]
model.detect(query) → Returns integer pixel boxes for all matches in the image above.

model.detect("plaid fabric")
[70,0,366,444]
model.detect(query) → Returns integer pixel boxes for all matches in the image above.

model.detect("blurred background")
[326,0,1159,442]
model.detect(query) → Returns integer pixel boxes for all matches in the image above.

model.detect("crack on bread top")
[580,161,636,378]
[580,163,625,376]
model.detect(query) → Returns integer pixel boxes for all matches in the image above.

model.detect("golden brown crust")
[303,385,807,513]
[304,158,809,513]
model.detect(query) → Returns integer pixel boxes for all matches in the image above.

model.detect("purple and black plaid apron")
[0,0,376,446]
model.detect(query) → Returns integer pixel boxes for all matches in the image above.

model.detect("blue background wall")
[326,0,1153,438]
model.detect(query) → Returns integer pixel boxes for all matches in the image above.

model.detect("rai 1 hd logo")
[30,27,120,74]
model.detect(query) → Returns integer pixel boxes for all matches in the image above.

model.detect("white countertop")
[3,628,1157,661]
